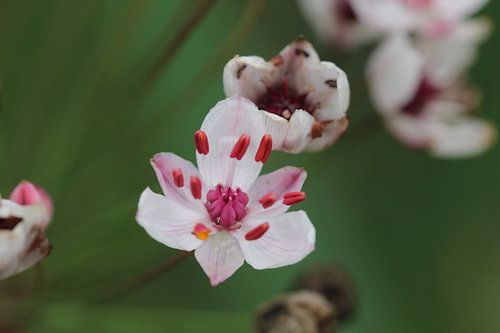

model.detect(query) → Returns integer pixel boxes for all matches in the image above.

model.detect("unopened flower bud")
[253,291,335,333]
[10,181,53,221]
[291,264,357,323]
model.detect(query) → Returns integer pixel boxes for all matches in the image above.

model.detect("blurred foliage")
[0,0,499,332]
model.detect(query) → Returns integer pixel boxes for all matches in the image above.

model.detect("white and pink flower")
[351,0,490,36]
[367,20,496,158]
[297,0,379,48]
[137,96,316,286]
[0,181,53,280]
[223,38,350,153]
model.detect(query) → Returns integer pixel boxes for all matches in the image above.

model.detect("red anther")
[255,135,273,163]
[172,169,184,188]
[245,222,270,241]
[230,134,251,160]
[258,193,277,209]
[283,192,306,205]
[190,176,202,199]
[194,130,209,155]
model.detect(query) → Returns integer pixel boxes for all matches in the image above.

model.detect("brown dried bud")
[291,264,357,322]
[253,291,335,333]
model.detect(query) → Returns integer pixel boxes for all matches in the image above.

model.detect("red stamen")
[255,135,273,163]
[194,130,209,155]
[283,192,306,205]
[172,169,184,188]
[230,134,251,160]
[259,193,277,209]
[190,176,202,199]
[245,222,270,241]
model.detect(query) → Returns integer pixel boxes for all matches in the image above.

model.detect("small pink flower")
[223,38,350,153]
[367,21,496,158]
[352,0,490,35]
[137,96,315,286]
[0,181,53,280]
[297,0,380,48]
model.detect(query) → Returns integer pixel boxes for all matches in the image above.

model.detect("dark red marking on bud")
[230,134,251,160]
[294,48,310,57]
[194,130,209,155]
[190,176,202,199]
[255,135,272,163]
[259,193,278,209]
[172,169,184,188]
[271,55,284,66]
[325,79,337,88]
[245,222,270,241]
[236,64,247,79]
[283,192,306,205]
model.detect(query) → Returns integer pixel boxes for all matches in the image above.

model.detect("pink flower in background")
[223,38,350,153]
[0,181,53,280]
[297,0,379,48]
[137,96,315,286]
[367,20,496,158]
[351,0,490,36]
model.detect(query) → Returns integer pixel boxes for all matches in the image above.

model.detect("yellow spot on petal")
[193,223,211,240]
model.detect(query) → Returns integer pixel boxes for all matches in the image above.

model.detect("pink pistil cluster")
[206,185,249,229]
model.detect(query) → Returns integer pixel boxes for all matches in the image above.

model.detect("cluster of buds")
[253,264,356,333]
[137,38,351,285]
[0,181,53,280]
[298,0,496,158]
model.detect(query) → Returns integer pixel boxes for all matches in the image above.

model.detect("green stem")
[98,251,192,303]
[144,0,218,85]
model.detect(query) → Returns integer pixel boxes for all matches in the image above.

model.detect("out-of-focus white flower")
[0,181,53,280]
[297,0,379,48]
[223,38,350,153]
[137,96,315,286]
[367,20,496,158]
[352,0,490,36]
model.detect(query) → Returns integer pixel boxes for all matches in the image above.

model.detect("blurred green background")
[0,0,499,332]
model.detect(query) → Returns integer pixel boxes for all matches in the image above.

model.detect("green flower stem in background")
[97,251,192,304]
[0,1,499,332]
[144,0,218,87]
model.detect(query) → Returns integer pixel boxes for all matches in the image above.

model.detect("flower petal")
[352,0,418,32]
[420,18,491,86]
[298,0,379,48]
[17,234,51,274]
[246,167,307,220]
[10,181,53,225]
[151,152,207,212]
[263,110,316,153]
[368,34,424,114]
[306,117,350,152]
[223,56,283,101]
[278,39,350,121]
[196,96,266,191]
[194,231,244,286]
[428,115,497,159]
[136,188,208,251]
[353,0,490,33]
[386,115,433,149]
[308,61,350,121]
[235,211,315,270]
[434,0,490,23]
[0,199,47,280]
[0,225,29,279]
